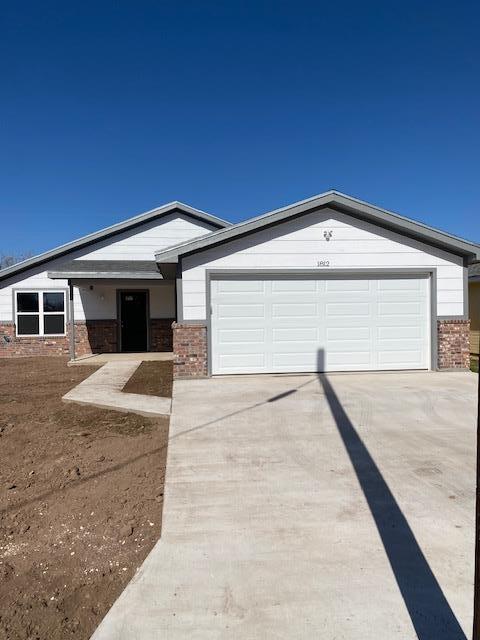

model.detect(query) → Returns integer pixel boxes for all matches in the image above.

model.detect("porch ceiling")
[48,260,164,280]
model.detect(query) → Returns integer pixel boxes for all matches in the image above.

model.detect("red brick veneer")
[0,320,117,358]
[150,319,174,352]
[172,322,207,378]
[0,322,70,357]
[437,319,470,369]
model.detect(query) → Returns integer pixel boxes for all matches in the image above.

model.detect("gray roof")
[48,260,163,280]
[0,201,229,283]
[155,190,480,263]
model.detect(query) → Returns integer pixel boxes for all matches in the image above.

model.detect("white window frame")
[14,289,67,337]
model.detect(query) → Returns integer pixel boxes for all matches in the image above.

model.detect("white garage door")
[210,276,430,374]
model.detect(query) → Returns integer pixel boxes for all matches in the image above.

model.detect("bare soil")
[0,357,169,640]
[122,360,173,397]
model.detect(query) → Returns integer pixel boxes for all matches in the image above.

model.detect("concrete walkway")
[63,361,171,417]
[69,352,175,366]
[91,371,476,639]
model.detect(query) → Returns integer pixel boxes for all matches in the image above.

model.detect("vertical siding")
[181,209,465,320]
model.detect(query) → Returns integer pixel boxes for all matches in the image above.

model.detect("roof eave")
[155,192,480,263]
[48,271,164,280]
[0,202,229,283]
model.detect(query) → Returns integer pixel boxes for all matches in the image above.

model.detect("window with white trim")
[15,290,66,336]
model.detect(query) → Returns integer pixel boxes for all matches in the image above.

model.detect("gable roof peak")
[0,200,230,282]
[155,190,480,263]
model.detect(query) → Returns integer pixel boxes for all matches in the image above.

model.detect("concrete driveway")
[92,371,476,640]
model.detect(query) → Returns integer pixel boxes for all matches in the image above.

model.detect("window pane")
[44,314,65,335]
[17,292,39,312]
[43,292,64,312]
[17,315,40,335]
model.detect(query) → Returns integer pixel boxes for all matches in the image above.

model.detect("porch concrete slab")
[91,371,476,639]
[63,361,171,417]
[69,351,174,366]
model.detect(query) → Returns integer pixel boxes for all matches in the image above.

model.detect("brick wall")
[0,322,70,357]
[172,322,207,378]
[2,317,472,371]
[75,320,118,356]
[437,319,470,369]
[0,320,118,358]
[150,318,174,352]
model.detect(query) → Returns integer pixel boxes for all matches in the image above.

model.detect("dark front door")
[119,291,148,352]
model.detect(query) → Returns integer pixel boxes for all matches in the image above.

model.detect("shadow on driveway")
[316,349,466,640]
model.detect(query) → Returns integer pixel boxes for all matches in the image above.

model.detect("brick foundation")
[75,320,118,356]
[0,320,118,358]
[2,318,471,371]
[0,318,174,358]
[0,322,71,357]
[150,318,174,352]
[437,319,470,369]
[172,322,207,378]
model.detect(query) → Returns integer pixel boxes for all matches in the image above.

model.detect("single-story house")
[469,262,480,356]
[1,191,478,377]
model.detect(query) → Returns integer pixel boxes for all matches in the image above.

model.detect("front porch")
[48,260,176,361]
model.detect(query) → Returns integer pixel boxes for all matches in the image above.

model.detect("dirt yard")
[123,360,173,397]
[0,357,170,640]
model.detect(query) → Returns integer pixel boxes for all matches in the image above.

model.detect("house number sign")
[316,260,330,267]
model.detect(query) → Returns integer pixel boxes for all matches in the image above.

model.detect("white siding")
[181,209,465,320]
[78,214,214,260]
[0,269,175,322]
[0,213,213,321]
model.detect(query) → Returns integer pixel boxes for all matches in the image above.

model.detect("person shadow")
[316,349,467,640]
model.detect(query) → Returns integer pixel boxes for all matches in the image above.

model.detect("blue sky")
[1,0,479,256]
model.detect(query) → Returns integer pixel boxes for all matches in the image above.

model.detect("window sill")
[15,334,67,339]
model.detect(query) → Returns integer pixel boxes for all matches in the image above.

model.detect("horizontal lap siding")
[0,214,214,322]
[78,214,215,260]
[181,209,465,320]
[0,274,175,322]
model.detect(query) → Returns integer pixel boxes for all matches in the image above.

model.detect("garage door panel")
[327,339,372,352]
[378,338,424,351]
[271,280,317,292]
[377,350,424,366]
[378,326,423,339]
[272,352,319,368]
[272,340,324,353]
[217,328,265,343]
[217,280,265,293]
[273,327,318,341]
[217,304,265,318]
[272,303,317,318]
[218,353,266,370]
[326,279,371,292]
[375,315,427,327]
[327,352,373,366]
[377,279,424,290]
[378,302,424,316]
[211,276,430,374]
[327,327,370,340]
[326,302,371,317]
